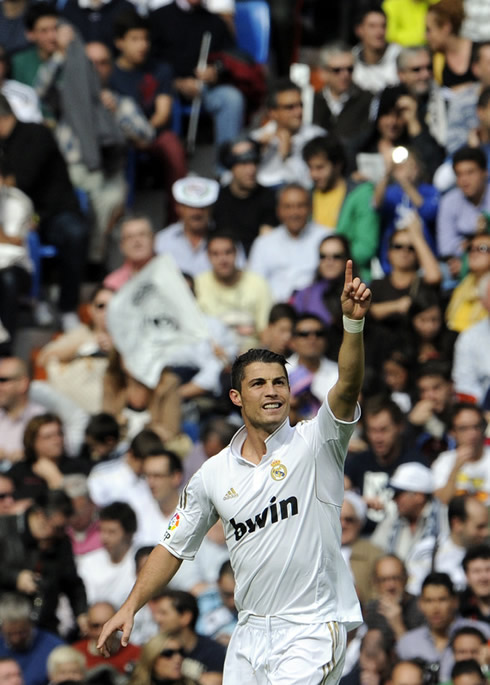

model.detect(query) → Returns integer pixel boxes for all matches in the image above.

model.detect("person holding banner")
[98,260,371,685]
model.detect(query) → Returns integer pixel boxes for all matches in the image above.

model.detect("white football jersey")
[161,400,363,629]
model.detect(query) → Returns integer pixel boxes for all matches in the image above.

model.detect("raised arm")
[97,545,182,656]
[328,260,371,421]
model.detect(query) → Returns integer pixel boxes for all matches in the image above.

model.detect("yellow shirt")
[195,269,273,352]
[312,180,347,230]
[383,0,437,46]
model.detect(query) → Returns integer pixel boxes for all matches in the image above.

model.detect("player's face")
[230,362,290,435]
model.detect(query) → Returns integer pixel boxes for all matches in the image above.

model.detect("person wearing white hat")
[371,462,447,563]
[154,176,222,277]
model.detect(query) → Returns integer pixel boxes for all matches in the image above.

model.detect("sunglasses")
[160,648,186,658]
[93,302,107,309]
[0,376,19,383]
[319,253,345,261]
[326,66,354,74]
[407,64,432,73]
[0,492,13,500]
[390,243,415,252]
[468,244,490,254]
[276,102,303,110]
[294,330,326,338]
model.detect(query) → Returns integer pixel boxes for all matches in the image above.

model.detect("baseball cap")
[172,177,220,208]
[390,462,434,494]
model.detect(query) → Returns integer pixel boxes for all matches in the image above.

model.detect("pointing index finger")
[344,259,353,289]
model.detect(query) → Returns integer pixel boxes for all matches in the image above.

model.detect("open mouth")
[263,402,282,410]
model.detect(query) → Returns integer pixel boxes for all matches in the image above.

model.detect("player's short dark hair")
[99,501,137,535]
[363,395,405,425]
[129,429,165,460]
[231,348,288,391]
[158,590,199,630]
[453,146,487,171]
[24,2,58,31]
[421,571,455,596]
[268,303,297,326]
[451,660,485,682]
[266,78,301,109]
[451,626,487,647]
[462,544,490,572]
[85,413,120,443]
[114,8,149,40]
[302,135,347,173]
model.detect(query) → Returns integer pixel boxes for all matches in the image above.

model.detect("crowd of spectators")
[1,0,490,683]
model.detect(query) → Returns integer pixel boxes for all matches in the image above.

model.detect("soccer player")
[97,260,371,684]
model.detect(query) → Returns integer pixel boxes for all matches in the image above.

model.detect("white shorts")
[223,615,347,685]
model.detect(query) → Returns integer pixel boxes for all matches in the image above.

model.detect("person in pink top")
[63,474,103,558]
[104,215,154,291]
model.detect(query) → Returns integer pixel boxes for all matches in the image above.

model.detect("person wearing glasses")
[287,313,338,423]
[73,601,140,674]
[446,232,490,332]
[312,41,372,144]
[248,184,331,302]
[369,214,441,358]
[129,632,198,685]
[291,235,353,360]
[396,46,447,150]
[250,78,325,189]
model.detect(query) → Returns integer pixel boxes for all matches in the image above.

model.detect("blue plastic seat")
[235,0,270,64]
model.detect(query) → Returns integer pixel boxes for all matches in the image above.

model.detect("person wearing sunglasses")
[397,46,447,151]
[313,41,372,144]
[291,235,352,360]
[446,233,490,332]
[369,214,441,361]
[129,633,197,685]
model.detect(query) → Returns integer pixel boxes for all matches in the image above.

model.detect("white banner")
[107,255,210,388]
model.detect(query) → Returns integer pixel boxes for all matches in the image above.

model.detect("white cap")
[390,462,434,494]
[343,490,368,524]
[172,177,220,208]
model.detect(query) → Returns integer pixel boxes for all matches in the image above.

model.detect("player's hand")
[341,260,371,320]
[96,606,135,657]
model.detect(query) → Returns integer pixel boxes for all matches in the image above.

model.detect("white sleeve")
[452,329,483,402]
[161,467,219,561]
[431,452,456,490]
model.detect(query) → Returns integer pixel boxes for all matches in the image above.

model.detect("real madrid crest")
[271,459,287,481]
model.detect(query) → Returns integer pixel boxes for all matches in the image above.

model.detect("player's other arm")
[328,260,371,422]
[97,545,182,656]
